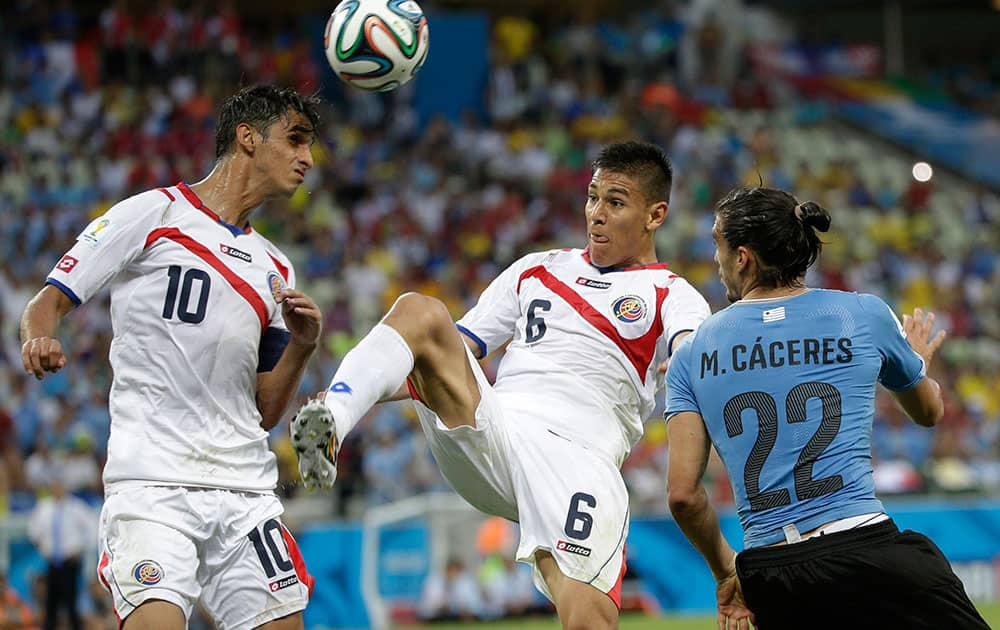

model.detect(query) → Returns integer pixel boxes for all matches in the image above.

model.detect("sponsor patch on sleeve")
[56,255,79,273]
[79,217,114,249]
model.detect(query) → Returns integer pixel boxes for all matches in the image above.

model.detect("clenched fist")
[21,336,67,380]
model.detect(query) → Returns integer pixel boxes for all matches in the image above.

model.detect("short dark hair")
[214,85,321,159]
[592,141,673,204]
[715,186,831,288]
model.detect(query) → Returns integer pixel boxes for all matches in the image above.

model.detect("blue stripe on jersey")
[665,289,923,547]
[456,324,487,358]
[667,328,694,357]
[46,278,82,306]
[258,327,291,372]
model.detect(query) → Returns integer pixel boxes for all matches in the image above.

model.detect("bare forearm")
[257,340,317,430]
[894,377,943,427]
[20,285,75,378]
[20,285,73,342]
[670,485,736,580]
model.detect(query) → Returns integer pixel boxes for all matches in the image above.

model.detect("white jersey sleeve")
[456,251,549,357]
[661,277,711,355]
[46,190,172,305]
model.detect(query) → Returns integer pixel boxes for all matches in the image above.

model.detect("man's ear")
[236,122,255,154]
[736,245,754,273]
[648,201,668,230]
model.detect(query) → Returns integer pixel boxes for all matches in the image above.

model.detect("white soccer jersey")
[47,183,295,492]
[457,248,710,465]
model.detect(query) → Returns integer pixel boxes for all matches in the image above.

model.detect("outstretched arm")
[257,289,322,430]
[667,411,754,630]
[20,285,76,379]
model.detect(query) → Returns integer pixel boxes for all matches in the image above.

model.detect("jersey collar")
[581,247,670,274]
[177,182,252,237]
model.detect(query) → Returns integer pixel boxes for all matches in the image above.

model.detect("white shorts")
[411,347,629,607]
[97,486,312,629]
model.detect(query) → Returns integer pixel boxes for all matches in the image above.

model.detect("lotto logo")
[269,575,299,592]
[576,277,612,290]
[556,540,592,557]
[56,255,78,272]
[220,243,253,262]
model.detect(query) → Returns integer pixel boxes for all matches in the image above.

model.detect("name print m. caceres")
[700,336,853,378]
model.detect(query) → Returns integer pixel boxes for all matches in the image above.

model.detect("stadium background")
[0,0,998,627]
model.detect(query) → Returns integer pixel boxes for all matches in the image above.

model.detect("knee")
[559,598,618,630]
[386,293,455,346]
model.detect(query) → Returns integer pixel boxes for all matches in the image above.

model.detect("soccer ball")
[324,0,430,92]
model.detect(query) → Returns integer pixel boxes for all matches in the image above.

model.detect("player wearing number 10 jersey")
[20,86,323,630]
[665,186,988,630]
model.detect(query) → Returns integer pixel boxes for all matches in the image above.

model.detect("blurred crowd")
[0,3,998,623]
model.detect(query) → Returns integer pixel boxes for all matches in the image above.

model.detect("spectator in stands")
[417,558,485,623]
[481,554,547,619]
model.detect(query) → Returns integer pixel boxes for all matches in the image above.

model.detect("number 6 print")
[563,492,596,540]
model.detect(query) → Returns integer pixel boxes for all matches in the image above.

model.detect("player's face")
[258,110,315,196]
[712,218,742,302]
[585,169,664,268]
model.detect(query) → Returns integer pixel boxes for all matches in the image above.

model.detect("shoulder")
[691,302,739,332]
[506,248,571,274]
[107,187,175,217]
[531,247,578,266]
[663,274,702,294]
[853,292,903,330]
[660,274,709,307]
[853,291,890,312]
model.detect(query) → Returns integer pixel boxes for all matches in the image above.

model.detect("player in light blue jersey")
[665,186,989,630]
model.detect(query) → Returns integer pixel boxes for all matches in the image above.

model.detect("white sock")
[324,323,415,439]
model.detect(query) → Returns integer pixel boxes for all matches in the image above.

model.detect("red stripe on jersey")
[281,525,315,598]
[406,377,423,402]
[581,247,674,274]
[518,266,669,384]
[606,545,628,609]
[157,187,175,201]
[177,182,252,234]
[96,552,123,626]
[145,227,269,331]
[269,254,290,282]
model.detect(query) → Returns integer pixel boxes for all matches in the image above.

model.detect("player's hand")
[716,570,755,630]
[21,337,67,380]
[902,308,946,368]
[278,289,322,347]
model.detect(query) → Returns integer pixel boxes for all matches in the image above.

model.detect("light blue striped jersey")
[666,289,926,547]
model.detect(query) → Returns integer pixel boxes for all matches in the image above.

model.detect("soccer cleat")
[290,398,339,489]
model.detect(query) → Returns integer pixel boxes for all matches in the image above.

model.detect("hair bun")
[798,201,831,233]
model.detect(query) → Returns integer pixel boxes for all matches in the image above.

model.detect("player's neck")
[189,161,265,228]
[741,285,809,301]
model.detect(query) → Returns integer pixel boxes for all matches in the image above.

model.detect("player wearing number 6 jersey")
[665,186,989,630]
[292,141,710,629]
[19,86,323,630]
